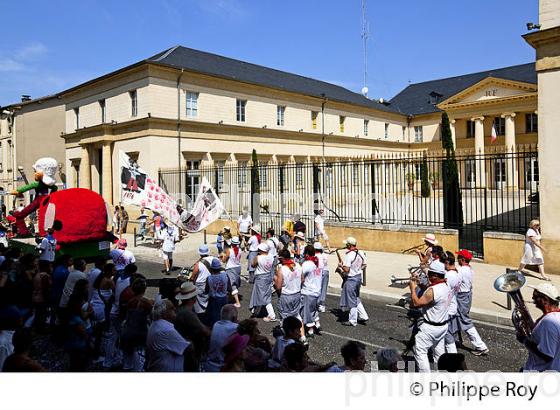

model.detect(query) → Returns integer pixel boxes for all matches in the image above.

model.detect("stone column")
[450,119,457,148]
[102,142,113,204]
[502,113,517,189]
[472,116,486,188]
[79,144,91,189]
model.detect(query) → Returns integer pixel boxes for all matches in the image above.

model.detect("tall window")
[414,126,423,142]
[526,113,538,133]
[311,111,318,129]
[259,166,268,188]
[130,90,138,117]
[276,105,285,126]
[339,116,345,133]
[99,99,106,123]
[216,160,225,190]
[295,163,303,186]
[237,161,248,188]
[186,92,198,118]
[236,99,246,122]
[363,120,369,137]
[466,120,475,138]
[74,108,80,129]
[493,117,505,136]
[402,126,406,140]
[384,123,389,139]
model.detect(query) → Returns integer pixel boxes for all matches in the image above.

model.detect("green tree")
[250,149,260,222]
[421,152,431,198]
[441,112,464,228]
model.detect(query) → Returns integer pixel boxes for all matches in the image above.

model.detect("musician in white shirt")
[409,260,451,372]
[338,237,369,327]
[314,209,331,252]
[522,283,560,372]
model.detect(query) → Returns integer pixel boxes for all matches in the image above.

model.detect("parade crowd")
[0,205,559,373]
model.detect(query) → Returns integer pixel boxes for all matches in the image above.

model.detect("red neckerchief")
[535,308,560,326]
[232,246,240,257]
[256,234,262,242]
[304,254,319,267]
[346,246,357,254]
[429,278,447,287]
[282,258,296,269]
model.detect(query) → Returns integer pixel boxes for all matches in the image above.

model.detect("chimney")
[21,95,31,102]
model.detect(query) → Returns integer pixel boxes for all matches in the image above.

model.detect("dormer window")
[429,91,442,105]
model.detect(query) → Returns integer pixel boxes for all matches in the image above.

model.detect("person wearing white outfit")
[455,249,489,356]
[410,260,451,372]
[519,219,549,281]
[249,243,276,322]
[522,283,560,372]
[338,237,369,326]
[442,252,461,353]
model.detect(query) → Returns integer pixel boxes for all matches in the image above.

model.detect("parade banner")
[182,176,225,233]
[119,151,180,224]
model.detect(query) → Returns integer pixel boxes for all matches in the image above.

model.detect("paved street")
[133,248,527,372]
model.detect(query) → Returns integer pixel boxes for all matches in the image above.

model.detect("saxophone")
[493,269,535,338]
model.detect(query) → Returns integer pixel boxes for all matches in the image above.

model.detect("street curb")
[327,285,515,329]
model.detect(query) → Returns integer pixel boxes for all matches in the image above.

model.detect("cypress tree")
[421,152,431,198]
[441,112,464,229]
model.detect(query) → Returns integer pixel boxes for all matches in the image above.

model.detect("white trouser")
[445,342,458,354]
[466,327,487,350]
[349,302,369,325]
[413,323,448,372]
[265,303,276,320]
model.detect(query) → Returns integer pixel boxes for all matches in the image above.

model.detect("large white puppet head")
[32,157,58,186]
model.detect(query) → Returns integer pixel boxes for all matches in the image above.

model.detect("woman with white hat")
[221,236,242,308]
[249,242,276,322]
[246,225,261,284]
[519,219,549,281]
[415,233,438,266]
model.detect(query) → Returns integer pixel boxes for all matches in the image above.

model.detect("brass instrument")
[333,247,346,279]
[494,269,535,339]
[401,243,425,254]
[390,265,425,285]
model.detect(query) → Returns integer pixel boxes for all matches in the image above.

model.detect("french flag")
[491,124,497,143]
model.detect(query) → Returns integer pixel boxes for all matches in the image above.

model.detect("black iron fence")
[159,145,539,257]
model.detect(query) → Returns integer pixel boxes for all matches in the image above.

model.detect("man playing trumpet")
[522,283,560,371]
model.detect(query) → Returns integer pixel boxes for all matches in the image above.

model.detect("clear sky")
[0,0,538,106]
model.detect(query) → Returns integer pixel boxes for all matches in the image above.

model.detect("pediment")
[438,77,537,108]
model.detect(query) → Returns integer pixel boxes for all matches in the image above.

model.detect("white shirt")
[526,228,541,245]
[524,312,560,372]
[146,319,190,372]
[317,252,329,272]
[314,214,325,233]
[301,260,322,297]
[196,256,214,285]
[60,269,87,307]
[279,263,302,295]
[86,267,102,301]
[225,247,242,269]
[255,254,274,276]
[445,269,461,316]
[38,237,56,262]
[248,235,260,252]
[238,214,252,233]
[110,248,136,271]
[161,227,179,253]
[267,237,279,258]
[422,282,451,324]
[458,264,473,293]
[343,249,366,277]
[0,330,15,371]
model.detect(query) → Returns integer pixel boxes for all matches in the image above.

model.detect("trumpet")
[494,269,535,339]
[390,265,425,285]
[401,243,425,254]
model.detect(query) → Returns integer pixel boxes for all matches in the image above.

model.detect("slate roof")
[145,46,398,113]
[389,63,536,116]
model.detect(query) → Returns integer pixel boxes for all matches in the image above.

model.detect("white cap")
[428,260,446,275]
[313,242,323,251]
[257,243,269,252]
[343,236,357,246]
[251,224,261,234]
[528,283,560,301]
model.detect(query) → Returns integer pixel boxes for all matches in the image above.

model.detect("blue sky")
[0,0,538,106]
